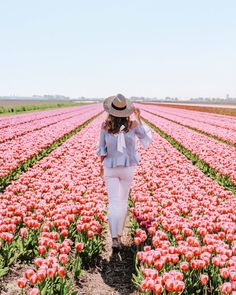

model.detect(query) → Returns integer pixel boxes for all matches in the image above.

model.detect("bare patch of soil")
[0,262,33,295]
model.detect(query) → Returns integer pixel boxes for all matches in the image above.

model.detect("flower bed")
[130,126,236,294]
[0,114,108,294]
[0,105,102,190]
[140,105,236,145]
[138,102,236,117]
[0,105,95,143]
[140,104,236,131]
[0,105,83,129]
[140,110,236,186]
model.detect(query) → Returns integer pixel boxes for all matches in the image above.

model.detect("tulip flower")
[200,274,209,285]
[17,278,27,288]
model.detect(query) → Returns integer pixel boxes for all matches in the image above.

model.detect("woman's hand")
[99,156,105,178]
[99,165,104,178]
[133,108,142,124]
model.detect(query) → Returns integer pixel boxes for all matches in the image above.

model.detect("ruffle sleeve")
[135,123,152,148]
[96,129,108,156]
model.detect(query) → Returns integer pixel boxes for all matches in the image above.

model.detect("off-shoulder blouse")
[96,123,152,168]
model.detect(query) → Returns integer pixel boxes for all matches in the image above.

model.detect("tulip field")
[140,104,236,145]
[141,103,236,118]
[0,103,236,294]
[0,104,102,190]
[139,106,236,188]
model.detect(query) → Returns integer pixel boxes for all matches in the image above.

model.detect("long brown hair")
[103,114,132,134]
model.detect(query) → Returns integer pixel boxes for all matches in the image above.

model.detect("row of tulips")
[139,104,236,131]
[0,105,102,189]
[0,105,83,129]
[139,102,236,118]
[129,123,236,294]
[0,105,95,143]
[139,109,236,186]
[0,114,108,294]
[139,105,236,145]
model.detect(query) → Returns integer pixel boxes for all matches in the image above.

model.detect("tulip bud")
[17,278,27,288]
[20,228,28,239]
[200,274,209,285]
[75,242,84,252]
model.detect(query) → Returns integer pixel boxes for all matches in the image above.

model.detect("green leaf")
[0,267,9,277]
[0,255,5,269]
[41,281,50,295]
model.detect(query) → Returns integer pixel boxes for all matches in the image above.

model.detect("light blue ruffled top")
[96,123,152,168]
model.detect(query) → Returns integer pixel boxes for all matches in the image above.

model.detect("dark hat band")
[111,102,127,111]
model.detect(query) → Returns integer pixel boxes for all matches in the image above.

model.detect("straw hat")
[103,94,135,117]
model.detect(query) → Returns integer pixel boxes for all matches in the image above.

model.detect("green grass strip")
[0,111,103,192]
[141,116,236,196]
[142,109,236,148]
[0,102,93,116]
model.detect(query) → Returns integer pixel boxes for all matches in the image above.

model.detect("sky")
[0,0,236,99]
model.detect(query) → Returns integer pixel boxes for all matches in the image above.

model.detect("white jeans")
[104,165,136,238]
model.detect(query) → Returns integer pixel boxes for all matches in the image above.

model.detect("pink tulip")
[200,274,209,285]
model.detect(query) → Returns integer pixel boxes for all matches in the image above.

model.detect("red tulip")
[38,245,46,255]
[59,254,68,265]
[75,242,84,252]
[153,284,163,294]
[200,274,209,285]
[25,269,35,280]
[17,278,27,288]
[47,268,56,278]
[29,274,38,285]
[20,227,27,239]
[180,262,189,272]
[36,270,46,282]
[58,266,66,278]
[220,282,232,294]
[28,288,40,295]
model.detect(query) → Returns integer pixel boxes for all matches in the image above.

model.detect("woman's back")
[97,120,151,168]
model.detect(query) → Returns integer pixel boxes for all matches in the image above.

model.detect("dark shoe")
[112,238,121,252]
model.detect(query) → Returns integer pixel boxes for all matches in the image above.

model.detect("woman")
[96,94,152,251]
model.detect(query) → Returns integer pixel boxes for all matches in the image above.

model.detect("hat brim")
[103,96,135,117]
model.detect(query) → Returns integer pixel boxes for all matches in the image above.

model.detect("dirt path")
[76,215,139,295]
